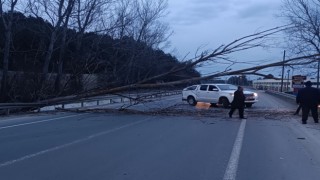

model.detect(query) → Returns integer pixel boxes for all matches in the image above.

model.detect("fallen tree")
[39,25,320,106]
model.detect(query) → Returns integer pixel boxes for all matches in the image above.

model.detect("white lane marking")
[223,119,247,180]
[0,114,86,130]
[0,118,149,168]
[0,116,35,122]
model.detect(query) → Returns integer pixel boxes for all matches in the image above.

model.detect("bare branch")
[39,50,320,106]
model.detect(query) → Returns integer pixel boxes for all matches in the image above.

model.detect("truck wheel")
[245,103,253,108]
[221,98,230,108]
[187,96,197,106]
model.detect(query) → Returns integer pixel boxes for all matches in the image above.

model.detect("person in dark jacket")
[229,86,247,119]
[296,81,320,124]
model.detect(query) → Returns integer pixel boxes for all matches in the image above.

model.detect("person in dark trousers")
[229,86,247,119]
[294,104,301,115]
[296,81,320,124]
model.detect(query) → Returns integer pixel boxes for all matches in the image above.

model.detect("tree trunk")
[1,19,12,102]
[55,15,71,94]
[42,30,57,78]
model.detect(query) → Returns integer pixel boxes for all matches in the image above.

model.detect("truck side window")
[186,86,197,90]
[208,85,218,91]
[200,85,208,91]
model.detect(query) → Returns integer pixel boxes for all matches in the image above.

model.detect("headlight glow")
[253,93,258,97]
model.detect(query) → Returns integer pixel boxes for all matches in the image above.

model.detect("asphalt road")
[1,91,320,180]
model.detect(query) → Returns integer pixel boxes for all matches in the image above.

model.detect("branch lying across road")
[39,26,320,107]
[40,52,318,106]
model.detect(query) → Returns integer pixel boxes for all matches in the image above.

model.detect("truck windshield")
[217,84,237,90]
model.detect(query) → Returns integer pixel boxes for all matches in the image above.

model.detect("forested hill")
[0,12,200,102]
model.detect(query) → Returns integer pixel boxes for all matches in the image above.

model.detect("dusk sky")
[165,0,287,77]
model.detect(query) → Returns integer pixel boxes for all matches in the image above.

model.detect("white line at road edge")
[223,119,247,180]
[0,114,86,130]
[0,118,149,168]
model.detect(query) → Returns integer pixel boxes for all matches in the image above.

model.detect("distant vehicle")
[182,84,258,108]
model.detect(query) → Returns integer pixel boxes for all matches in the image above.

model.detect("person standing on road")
[294,104,301,115]
[296,81,320,124]
[229,86,247,119]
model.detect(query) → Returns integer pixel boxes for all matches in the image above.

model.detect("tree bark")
[54,1,73,94]
[0,0,18,102]
[1,25,11,101]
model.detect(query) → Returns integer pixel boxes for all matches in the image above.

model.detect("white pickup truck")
[182,84,258,108]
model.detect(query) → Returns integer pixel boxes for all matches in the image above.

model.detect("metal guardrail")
[50,90,181,111]
[0,90,182,115]
[0,102,45,115]
[265,90,296,103]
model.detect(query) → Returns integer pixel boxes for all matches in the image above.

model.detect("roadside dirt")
[59,102,296,121]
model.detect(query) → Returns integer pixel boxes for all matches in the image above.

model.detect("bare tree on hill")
[26,0,76,97]
[0,0,18,102]
[121,0,171,84]
[54,0,113,95]
[281,0,320,79]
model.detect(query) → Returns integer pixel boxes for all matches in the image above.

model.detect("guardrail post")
[97,100,99,105]
[5,109,10,115]
[62,104,65,109]
[81,102,84,107]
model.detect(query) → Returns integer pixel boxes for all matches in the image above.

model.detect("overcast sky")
[165,0,286,77]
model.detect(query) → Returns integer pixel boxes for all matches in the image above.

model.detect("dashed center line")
[0,113,86,130]
[0,118,149,168]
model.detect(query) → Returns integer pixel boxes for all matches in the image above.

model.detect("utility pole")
[280,50,286,92]
[287,69,290,92]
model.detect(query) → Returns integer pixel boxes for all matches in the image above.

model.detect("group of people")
[228,81,320,124]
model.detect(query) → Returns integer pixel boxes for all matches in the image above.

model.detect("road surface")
[1,91,320,180]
